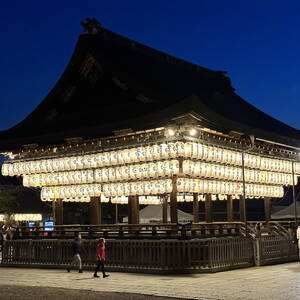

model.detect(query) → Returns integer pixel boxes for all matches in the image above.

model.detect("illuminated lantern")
[176,178,183,193]
[145,145,155,161]
[131,165,138,179]
[103,168,110,182]
[139,146,147,161]
[144,181,151,195]
[207,164,214,178]
[141,164,148,178]
[221,149,227,164]
[235,152,242,165]
[121,149,129,164]
[95,169,104,182]
[215,148,223,163]
[123,183,130,196]
[200,163,207,177]
[138,182,145,195]
[176,142,185,157]
[97,153,105,167]
[103,184,111,197]
[83,156,92,168]
[110,151,118,165]
[108,168,116,181]
[169,143,178,158]
[112,184,119,196]
[193,161,201,177]
[148,162,157,178]
[182,160,189,175]
[1,164,8,176]
[125,166,132,180]
[211,164,218,178]
[151,144,161,160]
[206,146,213,162]
[134,164,143,179]
[190,142,198,159]
[155,161,163,177]
[115,167,122,181]
[184,142,193,158]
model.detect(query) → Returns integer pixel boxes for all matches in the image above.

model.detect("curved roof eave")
[0,26,299,151]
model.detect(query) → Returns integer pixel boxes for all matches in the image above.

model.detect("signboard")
[44,221,54,231]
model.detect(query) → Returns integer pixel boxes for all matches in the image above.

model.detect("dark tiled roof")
[0,27,300,150]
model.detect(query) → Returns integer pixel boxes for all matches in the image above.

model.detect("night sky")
[1,1,300,131]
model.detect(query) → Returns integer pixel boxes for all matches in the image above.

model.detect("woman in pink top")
[94,238,109,278]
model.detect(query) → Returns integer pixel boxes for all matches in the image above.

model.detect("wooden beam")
[170,175,178,223]
[239,195,246,222]
[205,194,213,223]
[89,197,101,225]
[162,195,168,223]
[193,193,199,223]
[53,199,63,225]
[264,197,271,222]
[227,195,234,222]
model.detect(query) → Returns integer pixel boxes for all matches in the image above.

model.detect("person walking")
[68,234,84,273]
[93,238,109,278]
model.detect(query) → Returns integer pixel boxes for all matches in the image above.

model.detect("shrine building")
[1,19,300,226]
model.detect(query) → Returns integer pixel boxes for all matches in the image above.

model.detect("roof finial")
[80,18,102,34]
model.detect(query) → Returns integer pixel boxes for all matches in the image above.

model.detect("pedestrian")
[67,233,84,273]
[93,238,109,278]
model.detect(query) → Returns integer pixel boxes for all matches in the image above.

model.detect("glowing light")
[189,128,197,136]
[167,128,175,136]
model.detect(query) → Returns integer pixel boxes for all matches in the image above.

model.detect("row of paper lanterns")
[41,178,282,201]
[3,142,300,176]
[23,158,297,188]
[0,214,43,221]
[23,160,179,187]
[183,160,297,185]
[41,179,173,200]
[177,178,283,198]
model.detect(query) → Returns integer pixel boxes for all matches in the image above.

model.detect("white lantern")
[115,167,123,181]
[95,169,104,182]
[184,142,193,158]
[129,148,136,163]
[145,145,155,161]
[110,151,118,165]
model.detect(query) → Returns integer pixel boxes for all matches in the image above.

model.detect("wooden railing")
[254,236,298,266]
[1,237,254,273]
[12,222,245,240]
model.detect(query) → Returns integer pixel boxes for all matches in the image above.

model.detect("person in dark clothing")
[94,238,109,278]
[67,234,84,273]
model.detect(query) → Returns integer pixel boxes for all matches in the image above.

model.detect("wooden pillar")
[115,203,118,224]
[239,195,246,222]
[128,196,139,224]
[170,175,178,223]
[193,193,199,223]
[89,197,101,225]
[53,199,63,225]
[227,195,234,222]
[205,194,213,223]
[162,195,168,223]
[264,197,271,222]
[128,196,132,224]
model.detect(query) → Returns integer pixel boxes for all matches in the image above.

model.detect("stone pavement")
[1,263,300,300]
